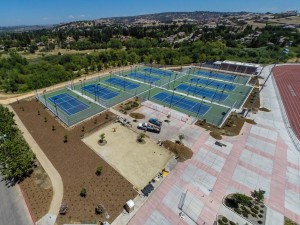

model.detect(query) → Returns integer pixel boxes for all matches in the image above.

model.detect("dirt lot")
[11,99,137,225]
[83,123,173,190]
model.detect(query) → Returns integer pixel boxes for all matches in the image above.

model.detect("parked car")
[138,123,160,133]
[149,118,162,127]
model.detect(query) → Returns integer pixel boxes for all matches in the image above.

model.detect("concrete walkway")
[7,106,64,225]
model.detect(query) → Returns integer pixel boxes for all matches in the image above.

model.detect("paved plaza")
[119,65,300,225]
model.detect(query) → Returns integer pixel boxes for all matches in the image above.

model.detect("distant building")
[280,10,298,17]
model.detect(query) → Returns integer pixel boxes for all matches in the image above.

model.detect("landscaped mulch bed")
[224,193,267,225]
[129,112,145,120]
[20,161,53,221]
[11,99,137,225]
[244,87,260,110]
[113,97,142,115]
[195,112,248,138]
[163,140,193,162]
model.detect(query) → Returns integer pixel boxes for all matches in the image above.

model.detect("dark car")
[149,118,162,127]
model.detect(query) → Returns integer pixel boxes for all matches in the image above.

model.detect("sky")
[1,0,299,26]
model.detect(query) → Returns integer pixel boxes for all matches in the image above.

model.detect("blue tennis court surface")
[152,91,210,116]
[48,93,89,116]
[190,77,236,91]
[127,72,160,83]
[82,84,119,100]
[176,84,228,101]
[144,68,172,77]
[196,70,236,82]
[105,77,139,90]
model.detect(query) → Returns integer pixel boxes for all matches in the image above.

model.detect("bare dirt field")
[83,123,174,190]
[11,99,137,225]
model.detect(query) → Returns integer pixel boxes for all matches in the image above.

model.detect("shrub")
[52,125,56,131]
[99,133,105,143]
[258,214,263,218]
[251,213,257,218]
[229,221,236,225]
[258,220,262,224]
[105,114,109,119]
[218,219,223,225]
[234,208,241,214]
[124,105,131,110]
[259,209,264,213]
[232,193,252,206]
[96,166,103,176]
[63,134,68,143]
[242,213,248,218]
[251,208,258,214]
[137,133,145,143]
[251,189,265,202]
[222,217,228,223]
[254,205,259,210]
[80,188,87,197]
[225,198,238,208]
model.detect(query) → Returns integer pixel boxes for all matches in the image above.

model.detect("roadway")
[0,176,34,225]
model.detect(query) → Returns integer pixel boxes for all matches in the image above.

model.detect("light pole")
[169,88,176,108]
[187,82,193,96]
[83,78,86,94]
[211,84,220,103]
[94,85,97,101]
[54,97,58,117]
[172,73,178,91]
[148,82,153,100]
[196,96,206,118]
[109,72,112,87]
[219,84,226,102]
[123,74,127,91]
[43,90,48,107]
[79,80,83,95]
[187,68,191,82]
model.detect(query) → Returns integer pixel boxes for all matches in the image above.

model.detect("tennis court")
[152,91,210,116]
[176,83,228,102]
[104,77,140,90]
[144,68,172,77]
[82,84,119,100]
[190,77,236,91]
[127,72,160,83]
[196,70,236,81]
[48,93,89,116]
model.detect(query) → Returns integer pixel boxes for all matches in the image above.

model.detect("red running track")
[273,65,300,140]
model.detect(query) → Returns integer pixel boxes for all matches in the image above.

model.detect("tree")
[80,188,87,197]
[0,105,35,184]
[137,133,145,143]
[251,189,265,202]
[99,133,105,143]
[232,193,252,206]
[96,166,103,176]
[178,134,184,143]
[63,134,68,143]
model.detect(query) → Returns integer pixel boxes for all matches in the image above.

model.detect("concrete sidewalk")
[7,106,64,225]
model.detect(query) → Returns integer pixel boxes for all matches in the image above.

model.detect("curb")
[18,184,36,225]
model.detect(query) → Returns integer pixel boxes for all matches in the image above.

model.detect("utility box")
[125,200,135,213]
